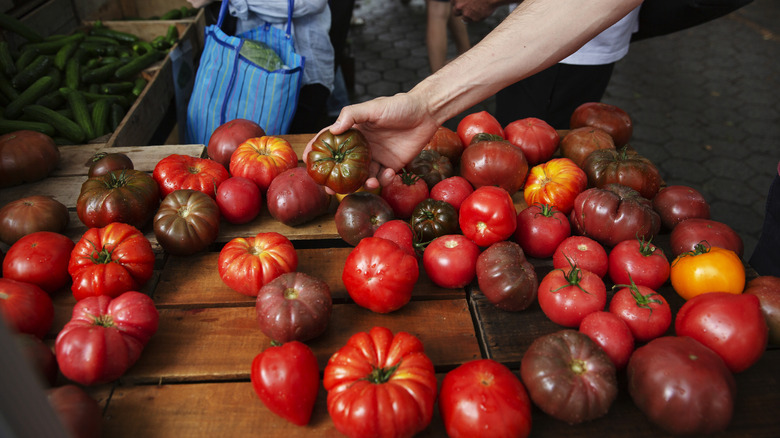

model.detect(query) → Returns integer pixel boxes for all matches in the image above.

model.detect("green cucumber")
[109,103,125,130]
[0,73,19,101]
[22,32,85,55]
[0,118,55,136]
[114,50,163,80]
[90,27,139,44]
[3,75,52,119]
[22,104,85,143]
[82,58,129,84]
[64,57,80,90]
[131,77,147,96]
[0,42,17,78]
[0,13,44,42]
[91,98,111,137]
[12,55,52,90]
[36,89,66,109]
[60,87,94,140]
[54,41,79,70]
[100,81,133,95]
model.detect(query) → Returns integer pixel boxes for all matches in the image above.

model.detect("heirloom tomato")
[323,327,437,438]
[266,167,331,226]
[68,223,155,301]
[251,340,319,426]
[374,219,418,258]
[504,116,559,165]
[475,241,538,311]
[55,291,159,385]
[520,330,618,424]
[744,276,780,345]
[459,186,517,247]
[218,232,298,297]
[229,136,299,192]
[86,152,133,177]
[342,237,419,313]
[608,237,670,290]
[675,292,767,373]
[514,204,571,259]
[406,149,455,190]
[559,127,615,167]
[538,264,607,327]
[306,128,371,194]
[627,336,736,435]
[153,189,221,256]
[0,195,69,245]
[216,176,262,224]
[334,192,394,246]
[569,102,633,147]
[609,281,671,342]
[670,243,745,300]
[459,136,528,195]
[652,185,710,230]
[76,169,160,229]
[582,146,663,200]
[670,217,743,257]
[153,154,229,199]
[579,311,634,370]
[0,278,53,339]
[552,235,608,278]
[0,130,59,188]
[207,118,266,168]
[47,385,103,438]
[410,198,459,244]
[17,333,58,386]
[380,170,429,218]
[255,272,332,343]
[523,157,587,215]
[439,359,532,438]
[423,125,464,164]
[457,110,504,147]
[429,175,474,211]
[3,231,74,294]
[423,234,480,289]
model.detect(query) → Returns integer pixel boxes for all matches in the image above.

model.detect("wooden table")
[4,135,777,437]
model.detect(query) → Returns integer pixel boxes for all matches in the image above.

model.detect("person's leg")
[546,63,615,129]
[289,84,331,134]
[426,0,451,73]
[495,65,560,127]
[749,171,780,277]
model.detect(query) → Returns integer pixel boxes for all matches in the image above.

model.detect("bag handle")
[216,0,295,37]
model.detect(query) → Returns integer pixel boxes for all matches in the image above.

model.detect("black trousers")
[750,172,780,277]
[495,62,616,130]
[289,83,331,134]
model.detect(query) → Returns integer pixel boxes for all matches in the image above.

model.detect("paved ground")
[343,0,779,260]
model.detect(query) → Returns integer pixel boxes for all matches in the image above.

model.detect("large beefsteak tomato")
[76,169,160,229]
[306,128,371,194]
[0,195,69,245]
[255,272,332,343]
[523,157,587,215]
[582,146,663,200]
[229,136,299,193]
[0,130,60,188]
[475,241,538,311]
[504,117,559,165]
[153,154,229,199]
[459,137,528,195]
[153,189,221,256]
[217,232,298,297]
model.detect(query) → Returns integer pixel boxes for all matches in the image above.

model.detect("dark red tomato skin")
[669,218,743,257]
[457,110,504,147]
[459,139,528,195]
[538,267,607,327]
[579,311,635,370]
[430,176,474,211]
[504,117,560,165]
[459,186,518,248]
[46,384,103,438]
[675,292,768,373]
[0,130,60,188]
[552,235,608,278]
[77,169,160,229]
[0,195,70,246]
[306,129,371,194]
[86,152,134,178]
[153,189,221,256]
[255,272,332,343]
[0,278,54,339]
[608,238,670,290]
[514,204,571,259]
[423,125,464,164]
[652,185,710,230]
[439,359,532,438]
[334,192,395,246]
[475,241,538,312]
[627,336,736,435]
[2,231,74,293]
[207,118,266,168]
[569,102,633,147]
[609,284,672,342]
[266,167,331,226]
[423,234,480,289]
[743,276,780,345]
[216,176,262,224]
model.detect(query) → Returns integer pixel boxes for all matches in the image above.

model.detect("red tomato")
[552,235,608,278]
[306,129,372,195]
[217,232,298,297]
[323,327,437,438]
[504,117,560,165]
[652,185,710,230]
[46,385,103,438]
[538,265,607,327]
[423,234,480,289]
[342,237,419,313]
[373,219,418,259]
[608,237,670,290]
[0,278,53,339]
[423,125,464,164]
[216,176,262,224]
[744,276,780,345]
[457,110,504,147]
[380,170,429,218]
[669,217,743,257]
[609,282,672,342]
[55,291,159,385]
[459,186,517,247]
[523,157,587,215]
[579,311,634,370]
[77,169,160,229]
[559,127,615,168]
[439,359,532,438]
[569,102,633,147]
[2,231,74,293]
[229,136,299,193]
[255,272,332,343]
[429,175,474,211]
[250,341,319,426]
[675,292,768,373]
[266,167,331,226]
[459,138,528,195]
[153,154,230,199]
[207,118,266,168]
[68,223,155,301]
[514,204,571,259]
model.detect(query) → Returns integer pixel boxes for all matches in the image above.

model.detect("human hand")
[186,0,215,8]
[452,0,505,22]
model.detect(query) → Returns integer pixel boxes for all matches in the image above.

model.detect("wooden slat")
[53,144,206,177]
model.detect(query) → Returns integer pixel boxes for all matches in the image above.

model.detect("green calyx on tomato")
[469,133,505,144]
[398,169,421,186]
[364,361,402,384]
[82,240,117,265]
[613,276,663,314]
[89,313,115,328]
[636,236,660,257]
[533,203,560,218]
[552,256,592,295]
[673,241,713,264]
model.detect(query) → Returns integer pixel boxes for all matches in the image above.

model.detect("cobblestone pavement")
[344,0,779,260]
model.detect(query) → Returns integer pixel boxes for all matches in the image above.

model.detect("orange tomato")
[523,157,587,214]
[670,243,745,300]
[229,136,299,192]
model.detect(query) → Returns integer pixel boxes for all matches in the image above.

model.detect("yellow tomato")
[670,244,745,300]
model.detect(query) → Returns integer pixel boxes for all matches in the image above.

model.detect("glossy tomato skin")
[423,125,464,164]
[153,154,229,199]
[255,272,332,343]
[153,189,221,256]
[0,195,69,245]
[430,175,474,211]
[569,102,633,147]
[582,146,663,200]
[229,136,299,193]
[216,176,262,224]
[334,192,394,246]
[523,157,587,215]
[306,128,371,194]
[68,223,155,301]
[457,110,504,147]
[670,217,743,257]
[374,219,418,259]
[439,359,532,438]
[459,186,517,247]
[579,311,634,370]
[559,127,615,168]
[55,291,159,385]
[0,278,54,339]
[627,336,736,435]
[217,232,298,297]
[504,117,559,165]
[0,130,60,188]
[652,185,710,230]
[251,341,319,426]
[323,327,437,438]
[552,235,608,278]
[475,241,538,311]
[77,169,160,229]
[17,333,58,386]
[46,384,103,438]
[86,152,133,178]
[538,266,607,327]
[207,118,266,168]
[521,330,618,424]
[609,283,671,342]
[607,238,670,290]
[670,244,745,300]
[459,139,528,195]
[2,231,74,293]
[424,234,480,289]
[342,237,419,313]
[675,292,768,373]
[380,170,429,219]
[514,204,571,259]
[266,167,331,226]
[406,149,455,190]
[744,276,780,345]
[410,198,459,244]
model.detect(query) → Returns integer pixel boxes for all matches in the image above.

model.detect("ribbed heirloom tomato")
[153,154,229,199]
[306,128,371,194]
[229,136,299,193]
[217,232,298,297]
[523,157,587,215]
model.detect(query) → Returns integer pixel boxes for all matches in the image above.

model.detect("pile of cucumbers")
[0,13,180,144]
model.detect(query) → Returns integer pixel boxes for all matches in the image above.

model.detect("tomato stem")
[90,314,115,328]
[613,276,662,315]
[364,361,402,384]
[672,240,712,266]
[550,255,592,295]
